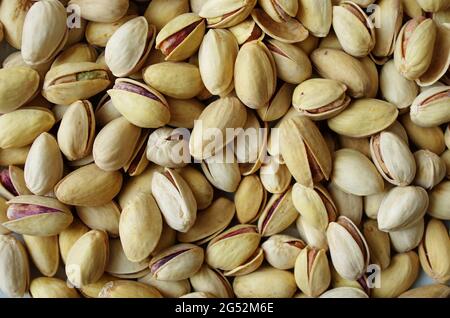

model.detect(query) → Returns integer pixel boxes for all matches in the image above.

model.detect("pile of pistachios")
[0,0,449,299]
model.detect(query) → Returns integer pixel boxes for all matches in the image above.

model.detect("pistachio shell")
[99,280,162,298]
[201,151,242,193]
[54,163,123,207]
[0,0,33,49]
[106,239,149,278]
[139,274,191,298]
[52,43,98,68]
[399,284,450,298]
[328,99,398,138]
[389,218,424,253]
[0,67,39,113]
[296,215,328,250]
[30,277,79,298]
[416,0,450,12]
[0,107,55,149]
[167,98,205,129]
[332,148,384,196]
[363,219,391,270]
[0,146,30,167]
[144,0,190,32]
[23,235,59,277]
[262,235,304,270]
[413,150,446,190]
[177,166,213,210]
[190,264,234,298]
[294,247,331,297]
[235,175,266,224]
[328,182,363,225]
[223,248,264,276]
[320,287,368,298]
[65,230,109,288]
[228,18,265,45]
[297,0,332,37]
[260,158,292,194]
[86,14,137,47]
[257,82,294,122]
[0,166,31,200]
[76,202,120,237]
[199,0,257,28]
[68,0,129,23]
[410,86,450,127]
[428,180,450,220]
[58,218,89,264]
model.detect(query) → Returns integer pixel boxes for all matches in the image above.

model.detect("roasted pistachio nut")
[0,107,55,150]
[394,17,437,80]
[177,166,213,210]
[206,224,260,271]
[52,43,97,69]
[0,235,30,298]
[362,219,391,270]
[331,149,384,196]
[413,150,446,190]
[257,82,294,122]
[389,217,424,253]
[198,29,238,96]
[363,183,391,220]
[23,235,59,278]
[258,0,298,23]
[65,230,109,288]
[234,41,276,109]
[24,133,63,195]
[149,243,204,281]
[296,215,328,250]
[293,78,350,120]
[292,183,337,232]
[201,151,242,193]
[119,193,162,262]
[0,0,33,49]
[68,0,129,23]
[21,0,68,66]
[146,127,188,168]
[296,0,332,37]
[372,251,420,298]
[233,267,297,298]
[258,188,298,237]
[328,182,363,225]
[143,62,204,99]
[228,18,265,45]
[410,86,450,128]
[57,100,95,161]
[178,197,235,244]
[99,280,162,298]
[369,131,416,186]
[260,157,292,194]
[199,0,257,28]
[327,216,370,281]
[332,2,375,57]
[59,219,89,264]
[54,163,123,207]
[262,235,305,270]
[399,284,450,298]
[294,247,331,297]
[328,99,399,138]
[151,168,197,233]
[441,150,450,179]
[144,0,190,32]
[190,264,234,298]
[139,274,191,298]
[380,60,419,111]
[235,175,266,224]
[76,202,120,237]
[223,247,264,277]
[3,195,73,237]
[0,146,30,167]
[85,14,137,48]
[42,62,111,105]
[167,98,205,129]
[189,97,247,160]
[106,238,149,279]
[30,277,79,298]
[320,287,369,298]
[419,218,450,283]
[265,39,312,84]
[106,17,155,77]
[280,116,332,187]
[156,13,205,62]
[378,186,429,232]
[311,48,371,98]
[0,66,39,113]
[0,166,31,200]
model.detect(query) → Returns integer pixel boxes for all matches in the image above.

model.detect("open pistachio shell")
[224,248,264,276]
[297,0,332,37]
[251,8,309,43]
[262,234,305,270]
[42,62,111,105]
[229,18,265,45]
[149,243,204,281]
[260,158,292,194]
[294,247,331,297]
[0,166,31,200]
[189,264,234,298]
[199,0,257,28]
[178,197,235,244]
[257,82,294,122]
[410,86,450,127]
[123,130,150,177]
[3,195,73,236]
[259,0,298,23]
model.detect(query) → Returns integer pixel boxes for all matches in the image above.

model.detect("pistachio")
[86,14,137,48]
[331,149,384,196]
[201,150,242,193]
[235,175,267,224]
[0,67,39,113]
[413,150,446,190]
[76,202,120,237]
[418,218,450,283]
[0,146,30,167]
[296,215,328,250]
[389,217,424,253]
[68,0,129,23]
[139,274,191,298]
[190,264,234,298]
[229,18,265,45]
[0,0,33,49]
[399,284,450,298]
[257,82,294,122]
[262,234,305,270]
[149,243,204,281]
[0,235,30,298]
[65,230,109,288]
[178,197,235,244]
[0,198,10,235]
[327,216,370,280]
[257,188,298,237]
[297,0,332,37]
[362,219,391,270]
[0,166,31,200]
[58,218,89,264]
[234,41,277,109]
[327,181,363,225]
[99,280,162,298]
[54,163,123,207]
[30,277,79,298]
[199,0,257,28]
[224,247,264,277]
[416,0,450,12]
[151,168,197,233]
[106,239,150,279]
[177,166,213,210]
[180,292,216,298]
[3,195,73,236]
[206,224,260,271]
[260,157,292,194]
[233,266,297,298]
[378,186,429,231]
[198,29,238,96]
[52,43,98,68]
[410,86,450,128]
[144,0,189,32]
[369,131,416,186]
[320,287,368,298]
[167,98,205,129]
[294,247,331,297]
[23,235,59,277]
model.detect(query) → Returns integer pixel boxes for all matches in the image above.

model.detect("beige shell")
[146,127,189,169]
[167,98,205,129]
[24,132,63,195]
[0,0,33,49]
[119,193,162,262]
[296,215,328,250]
[410,86,450,127]
[0,235,30,298]
[144,0,190,32]
[98,280,162,298]
[389,218,424,253]
[86,14,137,47]
[320,287,369,298]
[234,41,276,109]
[105,239,149,278]
[189,264,234,298]
[105,17,155,77]
[413,150,446,190]
[235,175,267,224]
[257,82,294,122]
[0,146,30,167]
[363,219,391,269]
[198,29,238,96]
[139,274,191,298]
[23,235,59,277]
[297,0,332,37]
[68,0,129,23]
[294,247,331,297]
[199,0,257,28]
[54,163,123,207]
[416,0,450,12]
[262,234,305,270]
[52,43,98,68]
[21,0,68,66]
[177,166,214,210]
[0,107,55,149]
[328,182,363,225]
[76,201,121,237]
[30,277,80,298]
[59,218,89,264]
[65,230,109,288]
[3,195,73,237]
[260,156,292,194]
[0,66,39,113]
[428,180,450,220]
[201,151,242,193]
[0,166,31,200]
[399,284,450,298]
